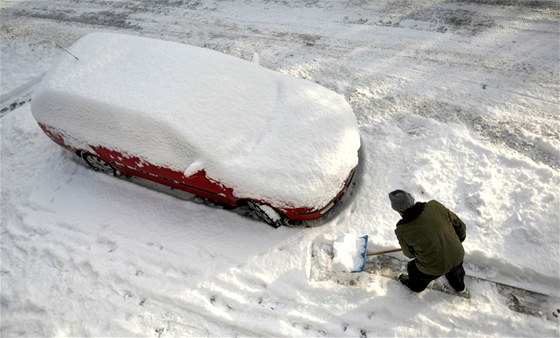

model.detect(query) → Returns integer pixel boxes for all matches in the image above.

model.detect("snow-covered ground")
[1,0,559,336]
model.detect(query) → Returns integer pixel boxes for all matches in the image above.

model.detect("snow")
[1,0,559,337]
[31,32,360,209]
[332,235,367,272]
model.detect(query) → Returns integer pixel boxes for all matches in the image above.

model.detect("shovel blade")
[352,234,369,273]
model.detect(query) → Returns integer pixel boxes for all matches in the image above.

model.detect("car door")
[93,146,235,205]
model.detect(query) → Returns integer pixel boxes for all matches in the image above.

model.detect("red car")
[31,33,360,227]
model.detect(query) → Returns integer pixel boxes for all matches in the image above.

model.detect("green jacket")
[395,200,466,276]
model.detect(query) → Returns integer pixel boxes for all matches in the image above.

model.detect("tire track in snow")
[0,74,43,118]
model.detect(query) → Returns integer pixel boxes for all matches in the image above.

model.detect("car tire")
[247,201,285,228]
[82,153,118,176]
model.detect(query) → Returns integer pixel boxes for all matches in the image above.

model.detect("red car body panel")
[94,146,236,206]
[38,123,352,221]
[39,123,76,152]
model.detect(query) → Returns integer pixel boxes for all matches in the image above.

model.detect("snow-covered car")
[31,33,360,227]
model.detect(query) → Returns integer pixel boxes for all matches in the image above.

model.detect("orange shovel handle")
[366,248,402,256]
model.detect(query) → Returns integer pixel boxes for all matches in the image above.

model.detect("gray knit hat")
[388,190,415,212]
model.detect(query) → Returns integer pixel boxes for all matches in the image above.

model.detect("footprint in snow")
[292,322,311,331]
[209,295,233,312]
[147,242,164,251]
[96,237,117,253]
[257,296,280,310]
[79,262,99,279]
[292,322,328,336]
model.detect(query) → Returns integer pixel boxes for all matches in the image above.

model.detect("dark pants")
[406,260,465,293]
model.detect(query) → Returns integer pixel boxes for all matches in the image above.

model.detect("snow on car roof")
[32,33,360,209]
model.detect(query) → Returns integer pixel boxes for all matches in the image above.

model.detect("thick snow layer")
[1,0,559,337]
[31,33,360,209]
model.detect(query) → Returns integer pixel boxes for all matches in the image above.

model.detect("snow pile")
[332,235,367,272]
[31,32,360,209]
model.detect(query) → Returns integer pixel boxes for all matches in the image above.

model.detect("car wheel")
[82,153,118,176]
[247,201,285,228]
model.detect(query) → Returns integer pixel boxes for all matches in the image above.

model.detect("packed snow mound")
[332,235,367,272]
[31,32,360,209]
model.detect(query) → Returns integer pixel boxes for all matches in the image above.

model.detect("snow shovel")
[332,234,402,273]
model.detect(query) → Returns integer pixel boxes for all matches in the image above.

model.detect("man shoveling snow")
[389,190,468,296]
